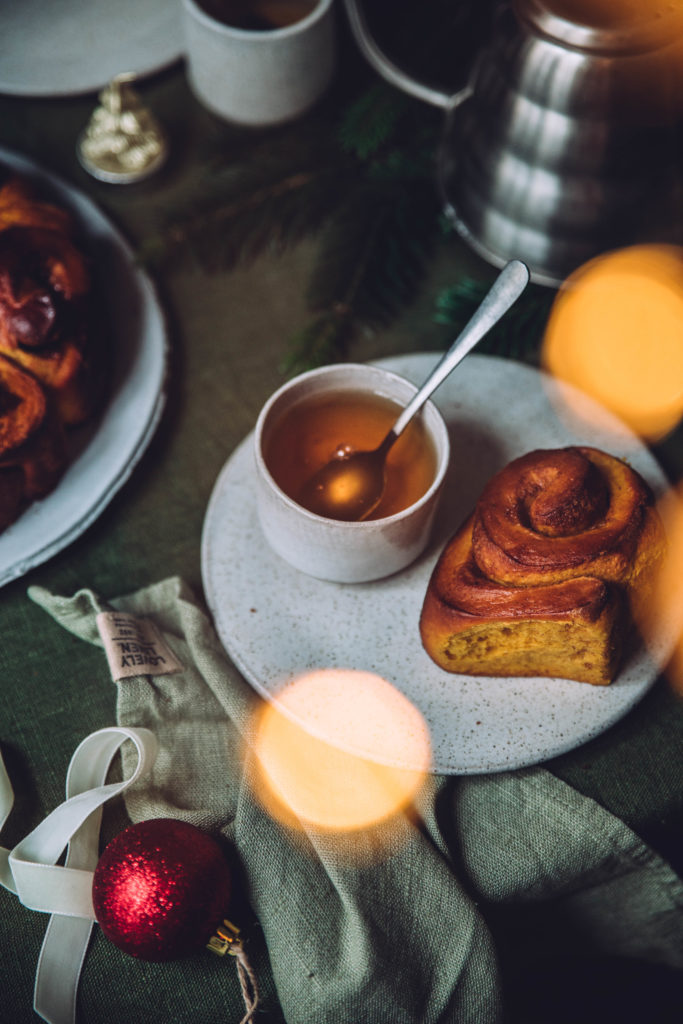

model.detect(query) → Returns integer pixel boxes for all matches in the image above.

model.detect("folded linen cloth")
[30,577,683,1024]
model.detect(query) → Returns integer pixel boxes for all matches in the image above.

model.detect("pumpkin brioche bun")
[419,447,666,685]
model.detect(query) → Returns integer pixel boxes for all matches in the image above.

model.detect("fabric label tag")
[96,611,183,680]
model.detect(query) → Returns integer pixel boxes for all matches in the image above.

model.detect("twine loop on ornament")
[208,919,260,1024]
[235,946,261,1024]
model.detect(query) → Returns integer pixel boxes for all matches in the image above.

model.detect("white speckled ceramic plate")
[202,354,671,774]
[0,147,167,588]
[0,0,183,97]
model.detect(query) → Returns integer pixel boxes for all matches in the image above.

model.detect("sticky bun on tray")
[419,446,666,685]
[0,173,100,427]
[0,352,66,532]
[0,168,103,531]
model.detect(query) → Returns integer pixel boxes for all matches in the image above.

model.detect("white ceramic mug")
[253,363,450,583]
[181,0,337,126]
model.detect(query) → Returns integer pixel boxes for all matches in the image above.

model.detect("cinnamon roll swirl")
[0,170,106,532]
[0,175,72,236]
[419,447,666,685]
[0,175,100,427]
[0,353,66,531]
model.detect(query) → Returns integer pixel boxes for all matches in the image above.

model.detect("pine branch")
[435,277,556,364]
[137,82,444,372]
[314,183,437,317]
[139,134,354,273]
[337,84,409,160]
[289,89,441,371]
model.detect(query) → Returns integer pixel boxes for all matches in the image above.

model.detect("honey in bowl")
[263,389,438,521]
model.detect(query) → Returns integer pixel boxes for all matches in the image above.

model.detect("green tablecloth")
[0,41,682,1024]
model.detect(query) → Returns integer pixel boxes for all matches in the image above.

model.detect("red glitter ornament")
[92,818,232,962]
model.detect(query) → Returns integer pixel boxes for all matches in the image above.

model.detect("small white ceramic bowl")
[253,363,450,583]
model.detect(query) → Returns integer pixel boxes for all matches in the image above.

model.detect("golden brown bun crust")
[0,176,100,427]
[419,446,666,685]
[0,176,72,236]
[0,170,104,532]
[473,447,651,584]
[0,352,66,531]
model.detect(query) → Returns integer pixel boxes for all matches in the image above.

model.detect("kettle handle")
[343,0,472,110]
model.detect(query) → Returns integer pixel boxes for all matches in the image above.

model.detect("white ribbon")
[0,726,158,1024]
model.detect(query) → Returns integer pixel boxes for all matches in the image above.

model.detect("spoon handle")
[389,259,530,441]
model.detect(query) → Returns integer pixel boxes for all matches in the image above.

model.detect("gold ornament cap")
[77,72,168,184]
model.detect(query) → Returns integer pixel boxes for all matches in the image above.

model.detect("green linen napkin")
[29,577,683,1024]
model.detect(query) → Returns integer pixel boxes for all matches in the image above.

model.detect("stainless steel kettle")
[344,0,683,286]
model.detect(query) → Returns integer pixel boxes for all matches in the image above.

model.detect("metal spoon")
[298,259,530,521]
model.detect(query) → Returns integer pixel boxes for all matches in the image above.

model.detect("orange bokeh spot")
[251,669,431,834]
[542,0,683,30]
[639,486,683,696]
[543,246,683,441]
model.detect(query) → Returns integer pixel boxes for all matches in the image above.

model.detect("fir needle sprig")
[140,58,553,373]
[140,82,444,372]
[433,277,556,365]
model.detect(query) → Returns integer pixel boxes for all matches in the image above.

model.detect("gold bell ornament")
[77,72,168,184]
